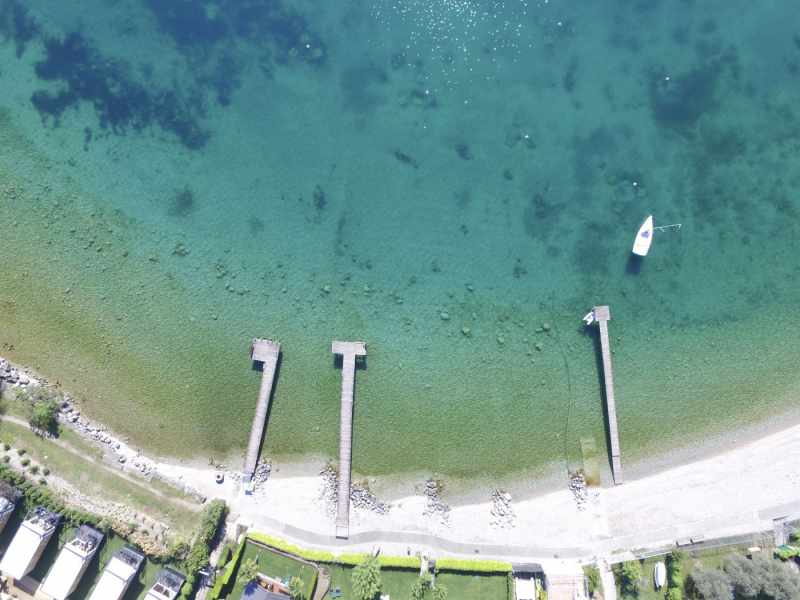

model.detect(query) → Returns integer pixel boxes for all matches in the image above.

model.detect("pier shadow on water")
[250,352,283,459]
[584,325,617,484]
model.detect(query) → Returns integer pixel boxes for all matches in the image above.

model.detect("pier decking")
[332,340,367,539]
[592,306,623,485]
[243,338,281,484]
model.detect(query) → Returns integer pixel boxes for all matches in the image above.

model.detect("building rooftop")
[0,507,60,580]
[145,567,186,600]
[0,496,14,514]
[88,546,144,600]
[40,526,103,600]
[241,584,290,600]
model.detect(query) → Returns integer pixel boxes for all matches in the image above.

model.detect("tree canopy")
[352,556,382,600]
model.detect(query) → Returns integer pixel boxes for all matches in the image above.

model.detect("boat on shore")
[654,561,666,589]
[632,215,654,256]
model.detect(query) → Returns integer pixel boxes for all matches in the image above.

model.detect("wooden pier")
[592,306,623,485]
[243,338,281,486]
[332,340,367,539]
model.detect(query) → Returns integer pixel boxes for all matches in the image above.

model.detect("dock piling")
[590,306,623,485]
[332,340,367,539]
[243,338,281,488]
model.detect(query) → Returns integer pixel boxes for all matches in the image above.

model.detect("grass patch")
[227,541,317,599]
[0,419,198,536]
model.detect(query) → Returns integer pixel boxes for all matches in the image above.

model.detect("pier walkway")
[244,338,281,485]
[332,340,367,539]
[591,306,623,485]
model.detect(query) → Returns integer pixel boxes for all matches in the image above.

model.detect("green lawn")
[0,418,198,536]
[229,541,318,598]
[325,564,510,600]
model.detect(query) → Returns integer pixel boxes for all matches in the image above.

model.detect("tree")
[688,567,732,600]
[585,566,601,596]
[352,556,382,600]
[289,576,305,600]
[239,557,259,584]
[431,584,448,600]
[689,567,733,600]
[619,561,642,597]
[411,574,431,600]
[27,395,59,436]
[724,554,800,600]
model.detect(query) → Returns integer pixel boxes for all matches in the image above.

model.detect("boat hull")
[632,215,654,256]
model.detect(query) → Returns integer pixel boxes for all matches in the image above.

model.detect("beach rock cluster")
[0,359,30,386]
[489,489,516,528]
[422,479,451,526]
[569,472,589,511]
[351,485,390,515]
[318,465,389,517]
[250,459,272,491]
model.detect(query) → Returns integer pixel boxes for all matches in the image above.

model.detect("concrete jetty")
[591,306,623,485]
[243,338,281,486]
[332,340,367,539]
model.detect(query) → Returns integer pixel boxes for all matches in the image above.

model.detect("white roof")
[514,575,537,600]
[0,522,47,579]
[41,539,97,600]
[88,555,138,600]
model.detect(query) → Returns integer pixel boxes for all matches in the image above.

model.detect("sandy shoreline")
[157,414,800,560]
[3,354,800,559]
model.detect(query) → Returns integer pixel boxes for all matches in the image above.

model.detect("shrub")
[2,443,9,451]
[585,566,601,595]
[20,458,30,467]
[178,499,227,600]
[1,456,9,464]
[432,585,448,600]
[618,560,642,596]
[16,448,25,456]
[29,465,39,475]
[42,467,49,476]
[208,538,246,599]
[352,556,382,600]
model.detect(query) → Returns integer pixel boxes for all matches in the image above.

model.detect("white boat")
[632,215,654,256]
[654,561,666,589]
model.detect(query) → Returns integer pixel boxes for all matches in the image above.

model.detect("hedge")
[245,532,510,573]
[246,533,421,569]
[435,558,513,573]
[208,537,247,599]
[246,532,336,563]
[179,499,227,599]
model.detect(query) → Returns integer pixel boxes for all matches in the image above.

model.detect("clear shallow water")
[0,0,799,482]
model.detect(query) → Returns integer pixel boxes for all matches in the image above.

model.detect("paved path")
[599,561,617,600]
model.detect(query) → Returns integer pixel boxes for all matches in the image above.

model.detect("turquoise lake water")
[0,0,799,484]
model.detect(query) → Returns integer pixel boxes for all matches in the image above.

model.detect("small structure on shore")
[88,545,145,600]
[40,524,104,600]
[332,340,367,539]
[584,305,623,485]
[144,567,186,600]
[241,572,292,599]
[0,495,16,535]
[0,506,60,581]
[244,338,281,492]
